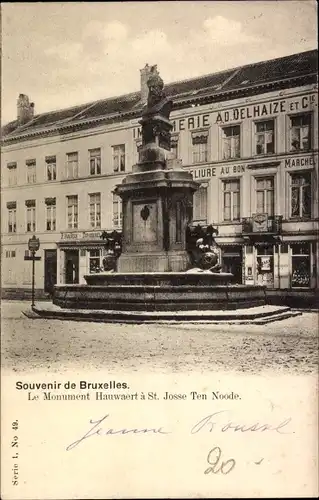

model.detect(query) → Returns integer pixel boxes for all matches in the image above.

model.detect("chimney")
[17,94,34,125]
[140,63,157,104]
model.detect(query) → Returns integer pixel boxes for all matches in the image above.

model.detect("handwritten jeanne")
[66,410,293,452]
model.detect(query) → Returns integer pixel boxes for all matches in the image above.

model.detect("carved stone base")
[117,250,190,273]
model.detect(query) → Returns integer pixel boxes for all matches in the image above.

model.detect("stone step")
[24,305,301,325]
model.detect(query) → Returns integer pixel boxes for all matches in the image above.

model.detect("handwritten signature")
[191,411,293,435]
[66,415,170,451]
[66,410,293,451]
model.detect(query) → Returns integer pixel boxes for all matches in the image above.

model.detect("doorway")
[65,249,79,284]
[44,250,57,295]
[221,246,243,283]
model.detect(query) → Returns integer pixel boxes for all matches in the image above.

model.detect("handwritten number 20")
[204,446,236,475]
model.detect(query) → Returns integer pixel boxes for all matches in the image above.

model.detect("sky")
[1,1,317,124]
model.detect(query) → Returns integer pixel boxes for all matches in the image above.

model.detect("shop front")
[58,230,107,285]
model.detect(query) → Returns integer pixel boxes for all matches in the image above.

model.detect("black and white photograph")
[1,1,318,498]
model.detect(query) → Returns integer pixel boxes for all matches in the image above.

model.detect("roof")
[2,49,318,142]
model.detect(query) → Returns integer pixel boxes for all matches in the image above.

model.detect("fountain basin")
[53,272,266,312]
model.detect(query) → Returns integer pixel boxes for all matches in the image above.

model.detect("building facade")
[1,50,318,298]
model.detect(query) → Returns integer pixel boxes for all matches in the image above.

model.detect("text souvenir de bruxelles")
[132,94,316,137]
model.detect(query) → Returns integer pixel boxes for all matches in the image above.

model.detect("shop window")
[290,172,311,218]
[112,193,123,228]
[45,198,56,231]
[26,159,36,184]
[25,200,36,232]
[222,125,240,160]
[66,152,78,179]
[255,120,275,155]
[223,179,240,221]
[67,195,78,229]
[281,243,288,253]
[46,156,56,181]
[89,148,101,176]
[89,249,102,273]
[291,243,311,288]
[7,202,17,233]
[256,177,274,217]
[7,162,17,186]
[193,185,207,222]
[112,145,125,173]
[191,131,209,164]
[256,245,274,287]
[289,114,311,151]
[89,193,101,228]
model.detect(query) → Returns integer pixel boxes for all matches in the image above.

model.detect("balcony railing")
[242,215,282,235]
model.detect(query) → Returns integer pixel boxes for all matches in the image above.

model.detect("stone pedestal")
[115,168,198,272]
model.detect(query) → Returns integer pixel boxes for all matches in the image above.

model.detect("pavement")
[1,300,318,375]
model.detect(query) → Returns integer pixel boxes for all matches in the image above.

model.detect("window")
[46,156,56,181]
[26,200,36,232]
[45,198,56,231]
[223,180,240,221]
[7,162,17,186]
[256,177,274,217]
[290,172,311,218]
[222,126,240,160]
[255,120,275,155]
[67,195,78,229]
[291,243,311,288]
[89,193,101,228]
[7,202,17,233]
[290,114,311,151]
[5,250,16,258]
[112,193,123,228]
[191,131,209,164]
[66,152,78,179]
[89,148,101,176]
[112,145,125,173]
[193,185,207,222]
[171,136,179,159]
[26,159,36,184]
[89,249,102,273]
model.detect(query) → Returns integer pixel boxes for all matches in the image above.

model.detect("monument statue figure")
[142,66,172,123]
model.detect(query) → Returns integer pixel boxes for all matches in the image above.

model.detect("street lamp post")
[26,236,40,309]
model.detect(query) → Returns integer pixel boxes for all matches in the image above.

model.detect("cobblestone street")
[1,301,318,375]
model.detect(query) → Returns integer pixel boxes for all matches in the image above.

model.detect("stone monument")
[51,65,287,318]
[115,65,199,272]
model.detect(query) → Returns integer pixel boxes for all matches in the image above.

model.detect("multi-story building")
[1,49,318,299]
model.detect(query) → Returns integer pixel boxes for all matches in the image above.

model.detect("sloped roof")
[2,49,317,142]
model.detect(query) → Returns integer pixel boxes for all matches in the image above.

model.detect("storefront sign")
[133,94,317,136]
[61,231,103,241]
[133,114,211,138]
[284,155,317,169]
[215,94,316,124]
[189,164,245,180]
[252,213,268,233]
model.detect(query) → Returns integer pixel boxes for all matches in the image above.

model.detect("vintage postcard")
[1,1,318,498]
